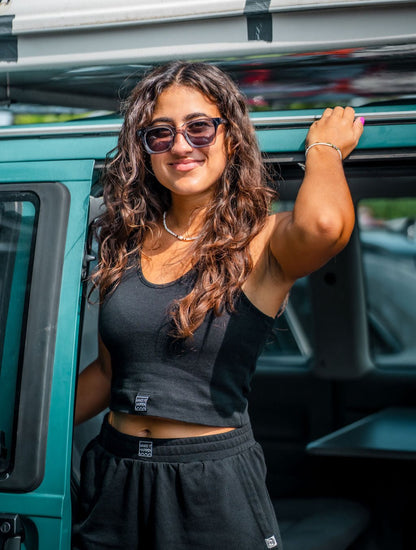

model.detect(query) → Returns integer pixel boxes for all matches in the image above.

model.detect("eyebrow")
[150,112,211,125]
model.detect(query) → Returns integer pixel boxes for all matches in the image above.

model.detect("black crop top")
[99,258,275,427]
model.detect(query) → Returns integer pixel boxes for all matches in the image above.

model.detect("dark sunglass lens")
[146,127,173,152]
[187,120,216,146]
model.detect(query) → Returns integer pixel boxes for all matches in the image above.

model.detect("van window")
[260,276,314,360]
[358,198,416,367]
[0,195,37,475]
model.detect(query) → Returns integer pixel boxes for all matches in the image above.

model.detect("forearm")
[74,358,111,425]
[269,108,363,280]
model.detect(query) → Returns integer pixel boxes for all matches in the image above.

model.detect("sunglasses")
[138,117,227,154]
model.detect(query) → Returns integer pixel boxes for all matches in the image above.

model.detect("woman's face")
[148,84,228,203]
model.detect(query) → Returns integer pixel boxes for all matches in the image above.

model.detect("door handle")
[0,515,24,550]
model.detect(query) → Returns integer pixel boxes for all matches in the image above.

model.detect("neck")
[167,195,210,236]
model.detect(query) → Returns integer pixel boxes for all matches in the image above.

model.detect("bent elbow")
[313,212,354,250]
[316,213,344,239]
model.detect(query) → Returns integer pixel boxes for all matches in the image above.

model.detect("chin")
[169,180,215,196]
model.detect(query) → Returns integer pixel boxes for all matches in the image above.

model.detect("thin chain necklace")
[162,211,200,242]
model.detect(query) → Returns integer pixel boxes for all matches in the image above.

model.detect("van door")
[0,160,94,550]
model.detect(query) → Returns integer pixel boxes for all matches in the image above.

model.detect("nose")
[170,130,193,154]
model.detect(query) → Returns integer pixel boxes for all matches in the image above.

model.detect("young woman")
[73,61,364,550]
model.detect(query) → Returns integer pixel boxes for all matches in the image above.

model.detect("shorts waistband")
[98,414,255,462]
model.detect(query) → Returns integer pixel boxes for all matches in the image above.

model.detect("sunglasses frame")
[137,117,227,154]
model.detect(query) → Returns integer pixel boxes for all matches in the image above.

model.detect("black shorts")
[72,416,282,550]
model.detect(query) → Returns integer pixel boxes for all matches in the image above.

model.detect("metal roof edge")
[0,110,415,138]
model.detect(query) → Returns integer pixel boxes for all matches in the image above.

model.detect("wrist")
[305,142,343,162]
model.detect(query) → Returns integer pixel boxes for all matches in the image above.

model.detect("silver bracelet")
[305,142,343,161]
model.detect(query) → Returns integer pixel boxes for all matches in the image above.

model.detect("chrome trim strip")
[0,110,415,138]
[0,122,122,137]
[251,110,416,126]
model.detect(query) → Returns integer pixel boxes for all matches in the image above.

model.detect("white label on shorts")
[135,394,149,412]
[265,535,278,548]
[138,441,153,458]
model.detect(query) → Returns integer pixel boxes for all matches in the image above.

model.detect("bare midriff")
[108,410,236,439]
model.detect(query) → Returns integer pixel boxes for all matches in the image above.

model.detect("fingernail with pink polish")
[359,117,365,125]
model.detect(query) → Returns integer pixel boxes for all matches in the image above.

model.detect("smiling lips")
[169,158,204,172]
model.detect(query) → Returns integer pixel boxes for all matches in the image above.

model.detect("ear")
[225,135,236,159]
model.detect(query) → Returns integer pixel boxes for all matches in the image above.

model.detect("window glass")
[259,200,314,363]
[0,197,37,474]
[358,198,416,366]
[261,277,313,359]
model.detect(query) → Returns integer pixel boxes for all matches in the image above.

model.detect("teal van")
[0,104,416,550]
[0,1,416,548]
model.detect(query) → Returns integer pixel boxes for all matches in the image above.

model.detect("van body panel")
[0,160,94,550]
[0,138,117,164]
[257,112,416,153]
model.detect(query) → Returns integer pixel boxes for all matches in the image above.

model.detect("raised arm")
[270,106,364,282]
[74,334,112,425]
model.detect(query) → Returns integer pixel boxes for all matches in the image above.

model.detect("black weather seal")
[0,15,17,62]
[244,0,272,42]
[0,182,70,492]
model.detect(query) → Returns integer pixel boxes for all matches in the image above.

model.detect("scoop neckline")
[136,258,275,320]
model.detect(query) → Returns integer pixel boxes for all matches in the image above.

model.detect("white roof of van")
[1,0,415,71]
[0,0,414,112]
[3,1,415,33]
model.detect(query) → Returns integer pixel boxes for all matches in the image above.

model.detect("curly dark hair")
[92,60,277,338]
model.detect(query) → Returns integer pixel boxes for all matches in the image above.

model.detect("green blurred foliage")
[360,198,416,220]
[13,112,92,125]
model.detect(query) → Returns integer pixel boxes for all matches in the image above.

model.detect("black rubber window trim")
[0,182,70,493]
